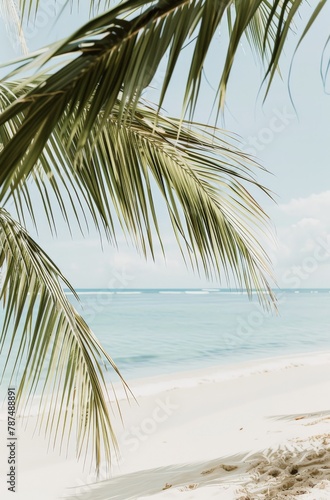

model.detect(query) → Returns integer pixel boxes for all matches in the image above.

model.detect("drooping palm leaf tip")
[0,209,131,469]
[1,0,325,470]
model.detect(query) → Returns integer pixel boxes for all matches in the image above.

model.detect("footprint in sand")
[179,484,199,491]
[201,464,238,475]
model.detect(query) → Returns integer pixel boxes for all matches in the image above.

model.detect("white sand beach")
[2,351,330,499]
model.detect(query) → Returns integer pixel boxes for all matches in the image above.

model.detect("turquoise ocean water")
[71,288,330,381]
[1,289,330,397]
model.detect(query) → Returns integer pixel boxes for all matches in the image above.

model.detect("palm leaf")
[0,208,128,470]
[256,0,326,99]
[2,0,324,129]
[0,81,276,307]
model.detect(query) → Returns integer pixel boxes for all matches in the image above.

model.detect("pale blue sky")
[1,1,330,289]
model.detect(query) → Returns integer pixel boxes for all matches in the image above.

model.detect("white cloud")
[273,191,330,287]
[279,191,330,222]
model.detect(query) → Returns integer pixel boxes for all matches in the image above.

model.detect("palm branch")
[0,208,129,470]
[0,81,275,304]
[2,0,325,140]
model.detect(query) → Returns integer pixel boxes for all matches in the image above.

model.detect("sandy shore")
[1,351,330,499]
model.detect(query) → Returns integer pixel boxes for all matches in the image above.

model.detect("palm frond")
[260,0,326,99]
[2,0,324,124]
[0,81,276,307]
[0,208,128,470]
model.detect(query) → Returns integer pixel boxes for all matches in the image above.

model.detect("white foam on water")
[65,291,115,295]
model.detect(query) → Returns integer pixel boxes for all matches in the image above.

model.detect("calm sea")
[71,288,330,381]
[1,289,330,396]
